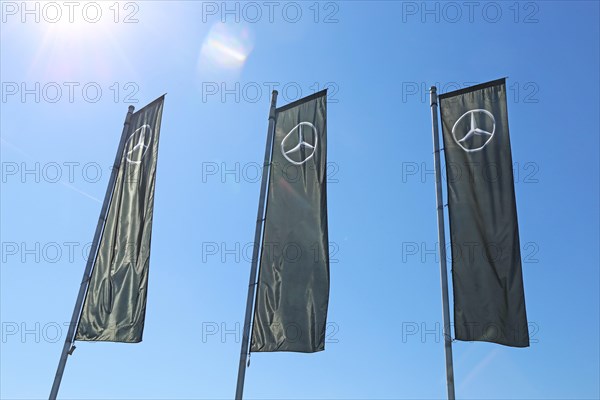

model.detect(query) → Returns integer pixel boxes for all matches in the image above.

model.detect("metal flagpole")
[429,86,456,400]
[49,105,135,400]
[235,90,278,400]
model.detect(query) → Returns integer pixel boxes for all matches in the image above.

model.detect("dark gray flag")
[251,90,329,353]
[76,96,164,342]
[439,79,529,347]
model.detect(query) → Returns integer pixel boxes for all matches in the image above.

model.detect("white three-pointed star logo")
[451,109,496,153]
[281,122,318,165]
[125,125,152,164]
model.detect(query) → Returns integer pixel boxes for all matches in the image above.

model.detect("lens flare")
[197,22,254,77]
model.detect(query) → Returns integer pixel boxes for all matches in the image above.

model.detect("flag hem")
[275,89,328,113]
[438,78,506,100]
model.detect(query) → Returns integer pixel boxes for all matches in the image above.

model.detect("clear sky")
[1,1,599,399]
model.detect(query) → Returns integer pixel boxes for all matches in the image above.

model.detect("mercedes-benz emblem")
[451,109,496,153]
[281,122,318,166]
[125,124,152,164]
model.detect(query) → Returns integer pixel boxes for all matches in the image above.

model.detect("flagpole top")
[269,91,278,119]
[430,86,438,107]
[270,90,278,110]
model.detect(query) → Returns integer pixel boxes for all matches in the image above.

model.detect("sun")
[19,1,138,81]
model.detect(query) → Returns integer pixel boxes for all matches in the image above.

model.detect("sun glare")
[22,1,136,80]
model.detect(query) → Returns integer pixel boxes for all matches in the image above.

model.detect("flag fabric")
[251,90,330,353]
[439,79,529,347]
[76,96,165,342]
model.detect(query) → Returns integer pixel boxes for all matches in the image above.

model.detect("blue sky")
[1,1,599,399]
